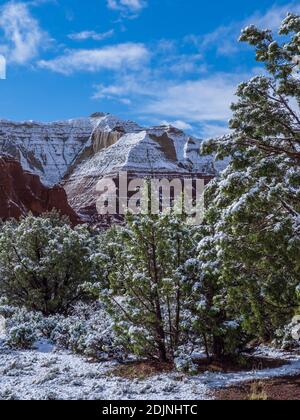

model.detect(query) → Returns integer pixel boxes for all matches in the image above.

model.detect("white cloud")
[187,2,300,56]
[0,1,49,64]
[68,29,114,42]
[107,0,147,16]
[161,120,193,131]
[0,54,6,79]
[38,43,149,74]
[94,74,236,137]
[93,73,156,100]
[144,75,239,122]
[95,73,240,123]
[160,52,206,76]
[199,122,230,139]
[249,2,300,30]
[94,4,299,137]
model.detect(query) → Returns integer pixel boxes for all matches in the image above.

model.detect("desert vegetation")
[0,15,300,381]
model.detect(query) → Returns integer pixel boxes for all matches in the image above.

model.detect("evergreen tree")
[95,212,198,362]
[201,13,300,340]
[0,212,94,315]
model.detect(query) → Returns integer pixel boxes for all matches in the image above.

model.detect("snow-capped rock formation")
[0,113,141,187]
[0,113,217,222]
[0,155,80,224]
[63,125,216,218]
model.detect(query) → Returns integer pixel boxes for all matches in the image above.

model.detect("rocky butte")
[0,113,219,224]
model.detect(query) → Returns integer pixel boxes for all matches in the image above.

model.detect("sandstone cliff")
[0,113,221,223]
[0,155,80,224]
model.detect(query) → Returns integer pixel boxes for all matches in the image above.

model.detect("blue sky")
[0,0,300,137]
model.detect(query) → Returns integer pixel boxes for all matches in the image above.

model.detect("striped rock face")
[0,113,221,223]
[0,114,141,187]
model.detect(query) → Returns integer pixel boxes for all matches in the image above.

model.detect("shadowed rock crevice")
[149,133,177,162]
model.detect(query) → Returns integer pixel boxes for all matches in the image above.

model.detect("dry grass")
[249,382,268,400]
[109,361,174,380]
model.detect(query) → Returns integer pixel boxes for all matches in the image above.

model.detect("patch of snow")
[34,339,55,354]
[199,359,300,390]
[0,345,212,400]
[0,343,299,400]
[0,316,5,339]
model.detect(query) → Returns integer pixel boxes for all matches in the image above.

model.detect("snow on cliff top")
[0,114,142,186]
[0,113,142,130]
[68,127,214,179]
[0,113,216,187]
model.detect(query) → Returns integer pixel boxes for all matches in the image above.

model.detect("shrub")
[1,302,121,360]
[174,353,198,375]
[275,315,300,350]
[0,212,95,315]
[200,13,300,345]
[6,323,37,349]
[49,303,121,360]
[1,306,42,349]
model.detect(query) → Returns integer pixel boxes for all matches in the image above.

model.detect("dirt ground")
[109,356,285,379]
[215,375,300,400]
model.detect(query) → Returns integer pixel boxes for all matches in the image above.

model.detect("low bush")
[6,323,38,349]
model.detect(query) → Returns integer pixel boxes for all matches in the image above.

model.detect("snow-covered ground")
[0,342,211,400]
[196,347,300,390]
[0,338,299,400]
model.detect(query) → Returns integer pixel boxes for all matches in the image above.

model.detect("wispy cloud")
[160,120,193,131]
[38,43,149,74]
[89,3,300,137]
[94,71,236,137]
[0,1,50,64]
[107,0,147,17]
[68,29,114,42]
[93,70,246,137]
[143,75,238,122]
[186,2,300,56]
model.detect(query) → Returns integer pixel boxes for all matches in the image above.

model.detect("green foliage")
[2,14,300,360]
[201,13,300,341]
[0,212,94,315]
[94,212,198,362]
[6,323,37,349]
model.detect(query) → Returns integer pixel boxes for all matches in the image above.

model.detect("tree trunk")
[202,333,210,361]
[150,228,168,362]
[156,332,168,363]
[212,335,225,360]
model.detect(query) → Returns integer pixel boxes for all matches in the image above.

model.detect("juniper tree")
[181,183,248,360]
[0,212,94,315]
[95,212,198,362]
[202,13,300,340]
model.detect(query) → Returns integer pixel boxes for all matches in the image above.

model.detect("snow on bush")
[6,323,38,349]
[0,301,121,359]
[49,303,123,360]
[275,316,300,351]
[0,212,95,315]
[174,352,198,375]
[0,305,43,349]
[92,213,200,362]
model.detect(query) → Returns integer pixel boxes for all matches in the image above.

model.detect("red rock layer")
[0,155,81,224]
